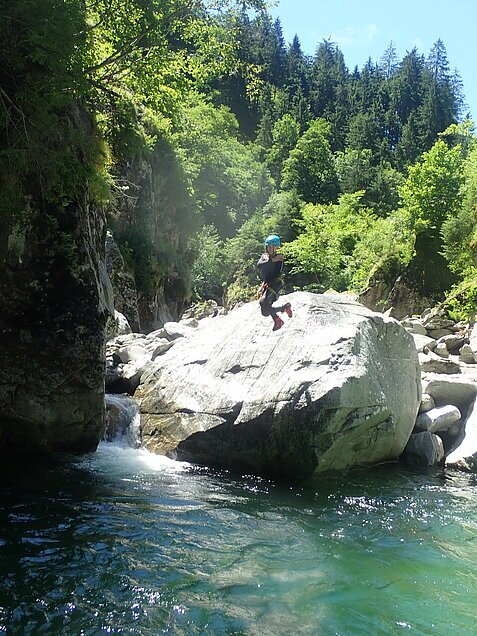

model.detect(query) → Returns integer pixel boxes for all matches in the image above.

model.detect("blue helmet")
[264,234,281,247]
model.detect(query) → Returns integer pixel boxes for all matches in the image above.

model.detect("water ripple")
[1,452,477,634]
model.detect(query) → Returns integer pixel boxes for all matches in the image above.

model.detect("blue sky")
[270,0,476,120]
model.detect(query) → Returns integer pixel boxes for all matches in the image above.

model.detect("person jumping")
[257,234,293,331]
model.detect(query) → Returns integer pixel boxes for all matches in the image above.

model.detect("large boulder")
[137,292,421,478]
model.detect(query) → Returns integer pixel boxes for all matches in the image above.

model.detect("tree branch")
[83,2,196,74]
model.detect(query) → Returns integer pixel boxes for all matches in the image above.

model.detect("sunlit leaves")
[399,140,465,235]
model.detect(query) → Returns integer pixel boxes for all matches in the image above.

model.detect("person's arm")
[271,253,284,276]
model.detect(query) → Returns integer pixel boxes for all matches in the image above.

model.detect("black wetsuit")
[257,253,284,318]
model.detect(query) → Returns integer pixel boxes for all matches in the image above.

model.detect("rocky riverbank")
[398,310,477,470]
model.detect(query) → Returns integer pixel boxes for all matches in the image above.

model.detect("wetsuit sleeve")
[271,256,283,278]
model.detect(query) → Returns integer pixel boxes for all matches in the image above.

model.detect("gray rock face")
[0,149,111,454]
[138,292,421,478]
[403,432,444,467]
[105,232,140,331]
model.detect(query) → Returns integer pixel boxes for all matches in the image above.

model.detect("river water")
[2,430,477,634]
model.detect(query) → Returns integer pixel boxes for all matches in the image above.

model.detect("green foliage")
[399,140,465,236]
[347,210,414,290]
[266,114,300,185]
[283,193,413,292]
[281,118,339,204]
[334,149,403,215]
[444,278,477,322]
[174,97,272,237]
[190,225,225,301]
[0,0,100,215]
[441,137,477,277]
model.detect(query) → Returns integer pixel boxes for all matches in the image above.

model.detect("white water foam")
[102,394,190,474]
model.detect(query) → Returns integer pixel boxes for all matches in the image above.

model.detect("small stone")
[423,316,455,330]
[423,378,477,404]
[434,343,449,358]
[415,404,461,433]
[412,334,437,353]
[163,321,194,341]
[151,340,174,359]
[437,334,466,353]
[459,344,476,364]
[402,432,444,467]
[419,353,461,375]
[419,393,435,414]
[118,343,148,364]
[180,317,199,328]
[428,328,454,339]
[402,318,427,336]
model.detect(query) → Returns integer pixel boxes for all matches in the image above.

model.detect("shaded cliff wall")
[0,105,113,454]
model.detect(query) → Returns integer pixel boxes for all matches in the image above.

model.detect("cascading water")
[104,393,141,448]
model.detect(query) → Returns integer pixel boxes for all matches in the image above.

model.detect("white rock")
[434,343,449,358]
[121,354,152,393]
[423,378,477,405]
[145,328,168,341]
[446,397,477,468]
[415,405,461,433]
[113,332,145,346]
[118,343,148,364]
[419,393,435,414]
[402,318,427,336]
[180,317,199,328]
[163,321,195,341]
[412,333,437,353]
[137,291,422,477]
[151,339,174,359]
[114,310,132,336]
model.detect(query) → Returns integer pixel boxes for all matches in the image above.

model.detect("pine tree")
[309,41,350,150]
[419,39,461,149]
[379,42,399,80]
[391,48,426,123]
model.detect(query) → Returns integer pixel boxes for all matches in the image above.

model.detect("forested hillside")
[2,0,476,322]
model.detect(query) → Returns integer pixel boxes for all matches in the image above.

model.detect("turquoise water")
[1,443,477,635]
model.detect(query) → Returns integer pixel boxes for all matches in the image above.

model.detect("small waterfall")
[104,394,141,448]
